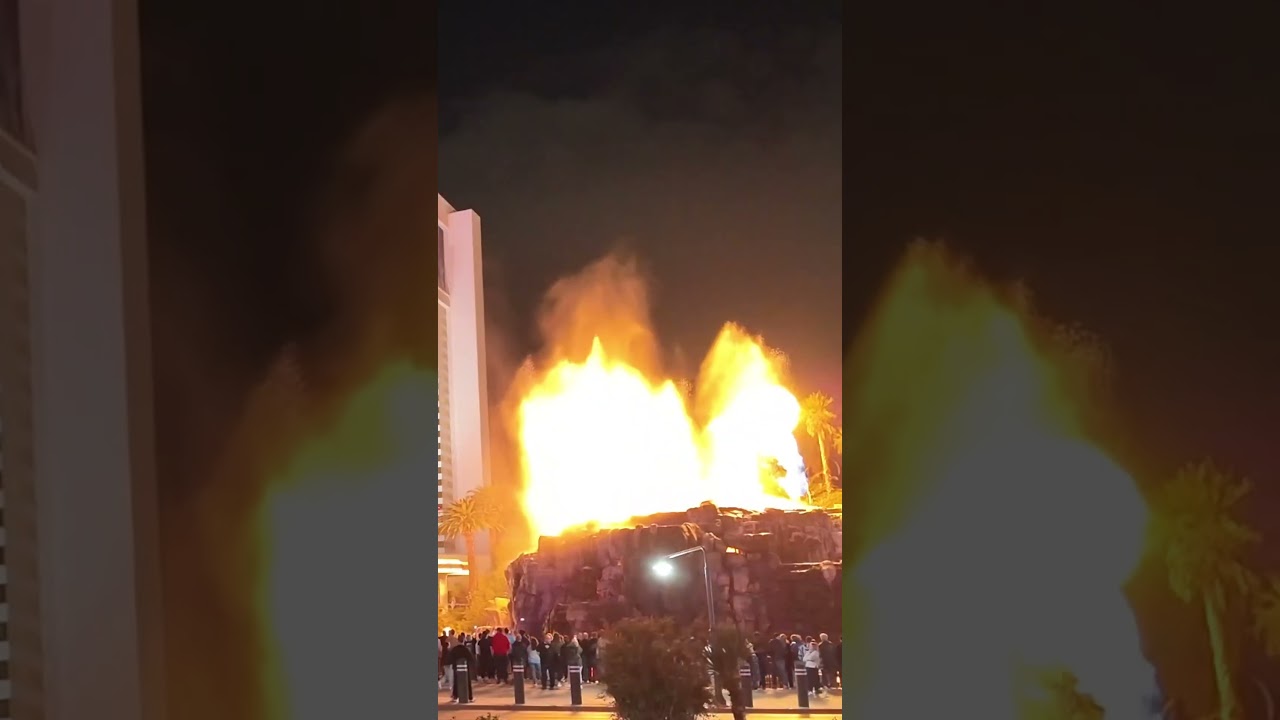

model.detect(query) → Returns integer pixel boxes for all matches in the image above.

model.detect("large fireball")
[518,322,809,539]
[511,255,812,539]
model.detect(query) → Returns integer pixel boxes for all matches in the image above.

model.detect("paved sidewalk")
[438,680,842,714]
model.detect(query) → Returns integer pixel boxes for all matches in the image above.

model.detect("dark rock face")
[506,503,842,637]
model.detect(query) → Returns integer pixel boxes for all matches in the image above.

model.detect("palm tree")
[468,484,510,569]
[439,488,502,593]
[800,392,838,494]
[1152,459,1261,720]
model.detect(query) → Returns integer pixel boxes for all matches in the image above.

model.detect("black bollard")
[456,663,472,704]
[795,667,809,708]
[739,666,754,708]
[512,663,526,705]
[569,664,584,705]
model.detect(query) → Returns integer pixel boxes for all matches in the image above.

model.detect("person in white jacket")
[802,640,824,697]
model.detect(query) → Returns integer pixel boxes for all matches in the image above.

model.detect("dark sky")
[445,4,1278,513]
[140,5,434,717]
[143,2,434,486]
[439,3,844,402]
[851,5,1280,515]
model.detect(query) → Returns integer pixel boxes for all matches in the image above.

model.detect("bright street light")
[651,546,716,634]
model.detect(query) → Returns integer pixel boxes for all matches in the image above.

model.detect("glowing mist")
[259,364,435,720]
[845,244,1158,718]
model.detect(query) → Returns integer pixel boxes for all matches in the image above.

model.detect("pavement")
[438,680,842,714]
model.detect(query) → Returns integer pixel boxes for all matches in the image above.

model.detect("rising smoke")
[157,98,437,720]
[843,242,1160,719]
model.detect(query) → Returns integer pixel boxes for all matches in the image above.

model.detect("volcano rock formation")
[506,503,843,636]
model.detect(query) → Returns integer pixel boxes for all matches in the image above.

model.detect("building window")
[437,225,448,293]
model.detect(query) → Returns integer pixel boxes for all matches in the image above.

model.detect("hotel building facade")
[437,195,493,598]
[0,0,166,719]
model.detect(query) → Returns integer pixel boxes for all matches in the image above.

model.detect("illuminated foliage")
[800,391,839,495]
[440,490,504,592]
[1153,459,1259,604]
[601,617,713,720]
[1152,459,1262,720]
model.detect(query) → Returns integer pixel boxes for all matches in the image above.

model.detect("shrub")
[600,617,712,720]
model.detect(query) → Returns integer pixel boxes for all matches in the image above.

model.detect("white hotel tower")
[437,195,493,594]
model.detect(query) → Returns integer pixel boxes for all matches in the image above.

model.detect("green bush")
[600,617,713,720]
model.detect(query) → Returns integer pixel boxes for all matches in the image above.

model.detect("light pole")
[652,546,716,634]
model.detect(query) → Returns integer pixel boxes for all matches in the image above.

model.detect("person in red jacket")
[491,627,512,684]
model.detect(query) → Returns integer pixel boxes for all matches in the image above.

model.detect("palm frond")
[438,487,506,538]
[1153,458,1260,605]
[800,392,837,440]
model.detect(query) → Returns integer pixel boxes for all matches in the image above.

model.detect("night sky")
[143,2,435,491]
[850,5,1280,515]
[140,4,434,717]
[439,3,844,402]
[860,7,1280,704]
[446,4,1278,509]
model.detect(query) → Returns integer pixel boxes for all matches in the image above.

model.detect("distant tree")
[467,484,512,569]
[800,392,838,495]
[600,617,712,720]
[439,489,504,593]
[1152,459,1262,720]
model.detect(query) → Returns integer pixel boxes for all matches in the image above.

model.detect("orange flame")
[518,323,808,538]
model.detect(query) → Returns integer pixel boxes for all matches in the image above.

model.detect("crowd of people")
[439,628,607,702]
[746,632,842,696]
[439,626,842,703]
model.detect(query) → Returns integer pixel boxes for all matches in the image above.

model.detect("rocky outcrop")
[506,503,842,637]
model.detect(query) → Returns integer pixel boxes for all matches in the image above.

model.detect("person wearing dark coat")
[818,633,838,688]
[510,634,529,663]
[552,633,567,685]
[581,633,599,683]
[478,630,495,681]
[769,634,791,689]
